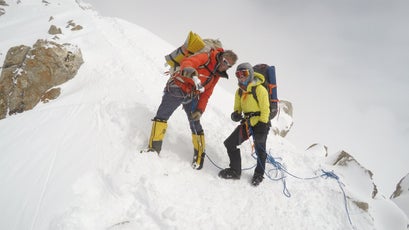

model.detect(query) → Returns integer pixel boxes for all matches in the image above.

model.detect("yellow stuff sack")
[165,31,206,68]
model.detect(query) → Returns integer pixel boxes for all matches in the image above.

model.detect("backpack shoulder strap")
[197,50,217,87]
[238,86,258,104]
[197,51,212,69]
[251,86,258,104]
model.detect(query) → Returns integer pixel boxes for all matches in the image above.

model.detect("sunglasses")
[222,57,232,68]
[235,69,250,78]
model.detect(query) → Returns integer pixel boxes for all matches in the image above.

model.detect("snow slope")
[84,0,409,198]
[0,1,407,230]
[391,174,409,218]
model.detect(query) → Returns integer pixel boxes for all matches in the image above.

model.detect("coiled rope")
[205,122,354,228]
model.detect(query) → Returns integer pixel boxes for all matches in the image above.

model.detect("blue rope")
[321,170,353,226]
[205,119,353,227]
[261,152,353,227]
[205,119,257,171]
[205,154,223,170]
[252,153,291,197]
[247,121,353,227]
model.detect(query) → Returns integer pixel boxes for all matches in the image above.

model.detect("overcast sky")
[84,0,409,195]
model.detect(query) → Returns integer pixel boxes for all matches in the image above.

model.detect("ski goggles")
[235,69,250,78]
[222,57,232,68]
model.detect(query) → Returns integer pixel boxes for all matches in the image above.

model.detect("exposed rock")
[306,143,328,157]
[390,173,409,220]
[66,20,83,31]
[391,183,402,198]
[0,1,8,17]
[2,45,30,67]
[391,173,409,199]
[332,151,378,199]
[67,20,75,28]
[352,200,369,212]
[271,100,294,137]
[0,0,8,16]
[48,25,62,35]
[0,39,83,119]
[71,25,83,31]
[49,16,54,21]
[333,151,360,167]
[280,100,293,117]
[41,87,61,103]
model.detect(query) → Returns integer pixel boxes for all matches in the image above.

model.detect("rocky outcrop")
[0,0,7,16]
[48,25,62,35]
[41,87,61,103]
[66,20,83,31]
[42,0,50,6]
[303,149,381,215]
[391,174,409,199]
[390,173,409,217]
[332,151,378,199]
[0,39,83,119]
[271,100,294,137]
[306,143,328,157]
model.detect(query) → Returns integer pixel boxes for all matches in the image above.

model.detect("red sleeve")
[196,76,220,112]
[180,52,209,70]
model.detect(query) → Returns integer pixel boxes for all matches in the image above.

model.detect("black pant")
[223,122,269,175]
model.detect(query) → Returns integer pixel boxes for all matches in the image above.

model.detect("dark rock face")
[0,39,83,119]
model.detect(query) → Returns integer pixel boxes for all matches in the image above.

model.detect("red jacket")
[173,48,228,112]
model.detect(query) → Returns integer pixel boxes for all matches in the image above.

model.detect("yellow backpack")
[165,31,222,73]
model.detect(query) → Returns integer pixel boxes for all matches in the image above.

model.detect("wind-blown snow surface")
[0,1,407,230]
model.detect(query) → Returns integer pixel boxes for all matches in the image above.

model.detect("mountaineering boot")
[251,172,264,186]
[218,168,241,180]
[191,133,206,170]
[148,119,167,154]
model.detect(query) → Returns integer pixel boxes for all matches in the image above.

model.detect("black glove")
[231,111,242,122]
[270,102,278,120]
[181,67,198,78]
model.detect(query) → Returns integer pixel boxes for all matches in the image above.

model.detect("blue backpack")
[244,64,279,120]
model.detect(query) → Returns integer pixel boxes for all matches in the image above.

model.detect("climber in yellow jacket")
[219,62,270,186]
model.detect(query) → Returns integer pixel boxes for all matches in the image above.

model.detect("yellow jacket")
[234,72,270,126]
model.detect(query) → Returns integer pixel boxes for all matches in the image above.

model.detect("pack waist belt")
[243,112,260,119]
